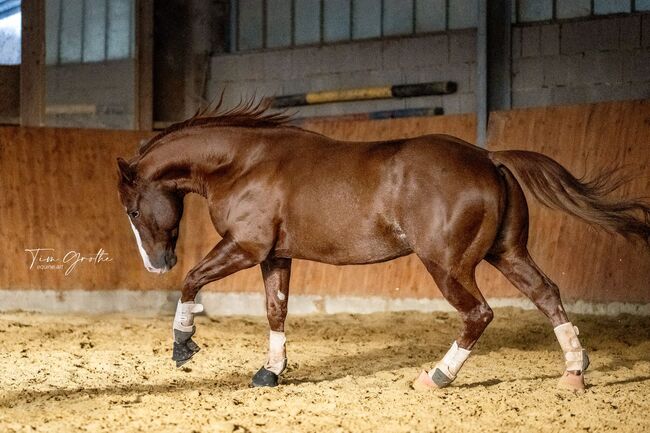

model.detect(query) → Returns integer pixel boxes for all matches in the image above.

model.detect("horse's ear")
[117,157,135,184]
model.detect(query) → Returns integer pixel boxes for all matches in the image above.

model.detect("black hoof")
[172,340,200,367]
[251,367,279,387]
[172,328,200,367]
[582,350,590,372]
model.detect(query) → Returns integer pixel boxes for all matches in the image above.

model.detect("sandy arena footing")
[1,308,649,432]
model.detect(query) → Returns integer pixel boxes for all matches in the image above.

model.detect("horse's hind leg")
[488,250,589,390]
[413,261,494,390]
[487,166,589,390]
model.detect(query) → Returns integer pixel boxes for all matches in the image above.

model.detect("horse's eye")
[129,210,140,219]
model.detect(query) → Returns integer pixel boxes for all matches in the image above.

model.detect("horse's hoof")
[412,370,441,391]
[557,371,586,391]
[251,366,279,387]
[430,367,455,388]
[172,339,200,367]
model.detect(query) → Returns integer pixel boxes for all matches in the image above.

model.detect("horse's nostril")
[168,255,177,268]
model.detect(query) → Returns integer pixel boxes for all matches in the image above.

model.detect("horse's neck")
[137,130,246,196]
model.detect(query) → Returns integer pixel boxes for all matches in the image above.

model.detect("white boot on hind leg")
[413,341,471,391]
[554,322,590,391]
[252,330,287,388]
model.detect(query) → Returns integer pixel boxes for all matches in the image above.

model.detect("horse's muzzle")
[166,253,177,269]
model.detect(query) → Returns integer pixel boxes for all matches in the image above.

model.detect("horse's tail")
[489,150,650,246]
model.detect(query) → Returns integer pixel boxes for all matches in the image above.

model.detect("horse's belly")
[273,219,412,265]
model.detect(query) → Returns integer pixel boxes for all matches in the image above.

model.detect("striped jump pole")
[269,81,457,108]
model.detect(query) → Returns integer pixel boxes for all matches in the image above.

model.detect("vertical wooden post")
[184,0,213,118]
[20,0,46,126]
[476,0,488,148]
[135,0,154,130]
[487,0,512,112]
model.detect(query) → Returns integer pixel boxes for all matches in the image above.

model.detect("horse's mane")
[139,95,292,156]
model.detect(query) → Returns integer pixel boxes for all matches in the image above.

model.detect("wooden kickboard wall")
[1,101,648,303]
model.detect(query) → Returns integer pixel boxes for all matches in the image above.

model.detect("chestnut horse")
[117,100,650,390]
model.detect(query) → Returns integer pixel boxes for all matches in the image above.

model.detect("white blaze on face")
[129,219,164,274]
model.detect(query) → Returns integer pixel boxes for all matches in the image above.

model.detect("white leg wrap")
[173,300,204,333]
[264,330,287,375]
[554,322,584,372]
[429,341,471,381]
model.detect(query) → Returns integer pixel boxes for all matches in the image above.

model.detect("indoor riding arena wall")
[0,100,648,315]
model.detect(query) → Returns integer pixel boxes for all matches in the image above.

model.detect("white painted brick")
[382,39,406,70]
[368,69,404,86]
[622,49,650,83]
[449,30,476,63]
[260,50,293,80]
[383,35,449,69]
[643,15,650,47]
[521,26,541,58]
[249,80,283,98]
[561,19,620,54]
[542,55,573,87]
[511,88,552,108]
[307,73,342,92]
[551,86,589,105]
[540,24,560,56]
[404,35,449,67]
[589,82,650,102]
[404,95,443,110]
[619,16,641,49]
[441,94,461,114]
[459,93,476,113]
[321,41,383,73]
[290,47,324,78]
[281,78,313,95]
[403,65,447,83]
[511,27,522,59]
[512,57,545,90]
[212,53,263,81]
[570,51,623,85]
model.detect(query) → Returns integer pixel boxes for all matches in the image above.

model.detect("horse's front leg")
[172,235,261,367]
[252,257,291,387]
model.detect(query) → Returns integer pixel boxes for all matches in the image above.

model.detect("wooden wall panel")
[1,102,648,304]
[0,127,167,290]
[481,100,650,303]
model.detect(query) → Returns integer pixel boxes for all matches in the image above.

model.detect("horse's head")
[116,157,183,273]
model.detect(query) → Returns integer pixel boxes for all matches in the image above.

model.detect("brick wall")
[512,15,650,108]
[45,60,135,129]
[207,31,477,118]
[208,14,650,118]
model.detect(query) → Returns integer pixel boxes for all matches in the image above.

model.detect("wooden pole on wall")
[20,0,45,126]
[476,0,488,148]
[135,0,154,130]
